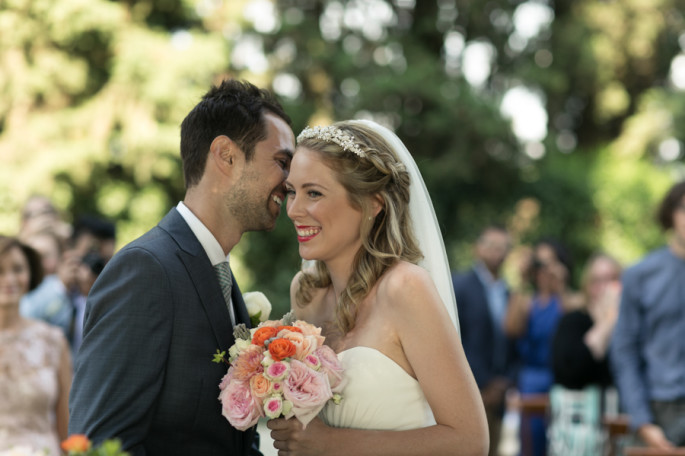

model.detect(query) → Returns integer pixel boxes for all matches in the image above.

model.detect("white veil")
[349,120,460,334]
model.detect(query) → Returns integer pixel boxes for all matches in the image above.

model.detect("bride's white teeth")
[296,227,320,237]
[272,195,283,205]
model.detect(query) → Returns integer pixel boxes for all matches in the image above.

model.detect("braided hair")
[294,121,423,334]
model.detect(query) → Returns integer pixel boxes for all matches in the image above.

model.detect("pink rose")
[282,359,332,428]
[264,360,289,382]
[314,345,346,393]
[219,378,263,431]
[264,395,284,419]
[219,367,234,390]
[303,354,321,370]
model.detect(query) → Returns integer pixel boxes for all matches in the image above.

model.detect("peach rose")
[277,325,303,334]
[250,373,272,398]
[294,320,326,347]
[279,331,318,360]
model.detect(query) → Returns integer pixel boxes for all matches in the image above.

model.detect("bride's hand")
[267,417,329,456]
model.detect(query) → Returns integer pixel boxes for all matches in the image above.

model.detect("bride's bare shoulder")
[380,261,432,293]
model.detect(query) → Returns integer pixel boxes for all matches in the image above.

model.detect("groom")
[69,79,295,455]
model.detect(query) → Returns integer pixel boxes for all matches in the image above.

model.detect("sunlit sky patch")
[244,0,280,34]
[669,54,685,90]
[501,86,548,158]
[272,73,302,99]
[462,41,495,88]
[659,138,682,161]
[170,30,193,50]
[232,34,268,73]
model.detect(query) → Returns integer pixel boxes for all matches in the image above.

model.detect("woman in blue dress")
[505,239,579,456]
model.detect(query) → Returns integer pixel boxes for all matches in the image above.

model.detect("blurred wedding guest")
[0,235,72,455]
[19,195,71,241]
[70,215,116,262]
[611,180,685,449]
[548,253,622,456]
[505,238,579,456]
[453,225,518,456]
[20,229,81,353]
[69,251,107,354]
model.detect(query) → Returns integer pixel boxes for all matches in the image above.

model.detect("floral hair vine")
[297,125,366,158]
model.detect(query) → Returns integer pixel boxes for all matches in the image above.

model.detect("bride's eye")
[307,190,323,198]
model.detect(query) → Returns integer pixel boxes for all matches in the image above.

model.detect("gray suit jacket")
[69,208,261,455]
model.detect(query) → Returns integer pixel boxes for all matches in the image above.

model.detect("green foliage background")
[1,0,684,316]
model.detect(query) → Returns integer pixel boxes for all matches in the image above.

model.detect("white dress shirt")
[176,202,235,324]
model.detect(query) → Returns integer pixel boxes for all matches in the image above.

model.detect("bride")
[267,120,488,455]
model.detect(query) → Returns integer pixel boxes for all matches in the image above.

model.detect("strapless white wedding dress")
[321,346,436,430]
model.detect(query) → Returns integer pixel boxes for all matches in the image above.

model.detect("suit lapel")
[159,209,235,351]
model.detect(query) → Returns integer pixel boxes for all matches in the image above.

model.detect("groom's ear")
[209,135,243,176]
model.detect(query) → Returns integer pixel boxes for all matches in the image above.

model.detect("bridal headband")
[297,125,366,158]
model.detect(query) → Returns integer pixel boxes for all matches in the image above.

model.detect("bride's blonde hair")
[294,121,423,334]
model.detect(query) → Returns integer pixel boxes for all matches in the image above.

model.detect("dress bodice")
[321,346,435,430]
[0,319,65,455]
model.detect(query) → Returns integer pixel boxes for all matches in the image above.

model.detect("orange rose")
[250,372,272,398]
[61,434,92,452]
[268,338,296,361]
[277,325,303,334]
[252,326,279,347]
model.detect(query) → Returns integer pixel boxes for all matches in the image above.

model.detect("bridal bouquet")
[213,312,345,431]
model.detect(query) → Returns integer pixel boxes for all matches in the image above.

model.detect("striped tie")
[214,261,235,325]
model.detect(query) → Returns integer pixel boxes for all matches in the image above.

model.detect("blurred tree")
[2,0,684,315]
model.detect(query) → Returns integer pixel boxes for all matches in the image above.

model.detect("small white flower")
[243,291,272,323]
[228,338,252,362]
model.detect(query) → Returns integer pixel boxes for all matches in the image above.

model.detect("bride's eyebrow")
[285,180,329,191]
[301,182,329,191]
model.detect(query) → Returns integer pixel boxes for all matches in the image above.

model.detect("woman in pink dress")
[0,235,72,455]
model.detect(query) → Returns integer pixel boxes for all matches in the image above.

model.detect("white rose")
[243,291,272,323]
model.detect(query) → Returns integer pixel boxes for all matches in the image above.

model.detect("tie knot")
[214,262,231,285]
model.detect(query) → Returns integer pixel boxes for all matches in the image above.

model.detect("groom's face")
[227,113,294,232]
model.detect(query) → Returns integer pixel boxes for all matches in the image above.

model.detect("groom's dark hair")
[180,79,291,188]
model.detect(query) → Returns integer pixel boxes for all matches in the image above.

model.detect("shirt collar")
[474,261,505,287]
[176,201,229,266]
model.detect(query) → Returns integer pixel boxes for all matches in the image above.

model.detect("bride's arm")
[269,265,489,456]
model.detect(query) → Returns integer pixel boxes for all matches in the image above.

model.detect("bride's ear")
[370,194,384,217]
